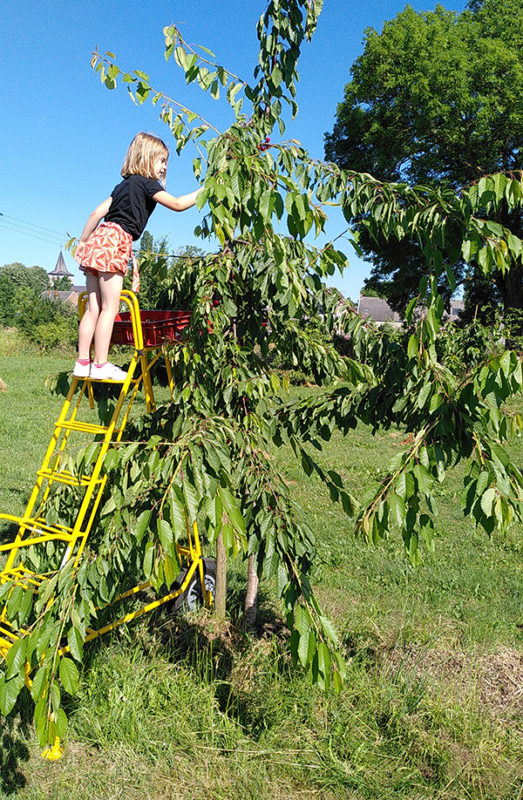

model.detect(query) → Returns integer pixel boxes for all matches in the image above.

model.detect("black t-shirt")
[104,174,164,240]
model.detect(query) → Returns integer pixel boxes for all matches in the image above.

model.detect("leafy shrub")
[436,320,503,374]
[503,308,523,351]
[30,320,77,351]
[437,311,523,376]
[15,296,77,350]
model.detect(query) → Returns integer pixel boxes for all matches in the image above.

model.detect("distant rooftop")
[358,295,464,323]
[358,296,401,323]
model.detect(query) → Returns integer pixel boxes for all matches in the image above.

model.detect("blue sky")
[1,0,466,302]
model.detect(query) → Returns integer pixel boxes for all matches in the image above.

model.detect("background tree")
[0,263,50,294]
[325,0,523,318]
[51,275,73,291]
[0,263,50,325]
[126,231,206,309]
[358,232,464,315]
[0,262,77,348]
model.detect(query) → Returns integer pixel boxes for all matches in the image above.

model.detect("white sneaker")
[73,360,91,378]
[90,362,128,382]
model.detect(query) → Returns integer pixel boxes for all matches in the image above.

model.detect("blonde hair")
[121,132,169,185]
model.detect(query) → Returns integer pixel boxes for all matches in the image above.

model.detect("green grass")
[0,341,522,800]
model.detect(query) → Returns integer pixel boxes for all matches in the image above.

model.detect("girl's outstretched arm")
[79,197,113,241]
[153,188,202,212]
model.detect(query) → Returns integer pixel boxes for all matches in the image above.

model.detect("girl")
[73,132,201,381]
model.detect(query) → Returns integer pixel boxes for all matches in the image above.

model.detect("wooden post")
[214,527,227,619]
[244,554,259,629]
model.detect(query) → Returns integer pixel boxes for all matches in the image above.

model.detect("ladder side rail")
[58,359,140,569]
[40,349,145,569]
[120,290,158,411]
[3,379,79,572]
[69,352,152,567]
[163,344,176,400]
[8,379,92,563]
[34,381,92,517]
[119,290,145,352]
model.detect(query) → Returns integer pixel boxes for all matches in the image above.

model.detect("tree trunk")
[497,208,523,314]
[244,555,259,629]
[214,528,227,619]
[501,262,523,312]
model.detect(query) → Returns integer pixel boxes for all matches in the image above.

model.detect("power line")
[0,212,67,238]
[0,220,64,247]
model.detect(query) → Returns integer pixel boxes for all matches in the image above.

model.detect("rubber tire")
[172,558,216,612]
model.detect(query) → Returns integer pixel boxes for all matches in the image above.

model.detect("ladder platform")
[80,375,137,384]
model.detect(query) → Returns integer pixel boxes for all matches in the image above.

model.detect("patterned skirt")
[75,221,140,292]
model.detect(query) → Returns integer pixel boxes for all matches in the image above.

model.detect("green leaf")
[480,487,496,517]
[218,487,246,534]
[417,382,432,409]
[405,296,418,324]
[298,630,316,668]
[444,264,456,291]
[407,334,418,360]
[59,657,79,696]
[293,604,310,636]
[174,45,187,71]
[0,674,23,715]
[30,666,49,702]
[317,642,331,689]
[134,510,151,544]
[7,585,24,622]
[54,707,68,739]
[320,615,339,646]
[169,491,187,538]
[271,65,283,88]
[143,541,155,579]
[183,479,200,522]
[67,626,84,663]
[6,637,27,680]
[103,449,119,473]
[163,554,177,587]
[157,519,174,551]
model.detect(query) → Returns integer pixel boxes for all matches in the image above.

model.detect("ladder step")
[0,517,75,552]
[2,566,45,589]
[0,619,31,656]
[0,621,19,639]
[57,420,117,435]
[37,468,104,488]
[17,516,74,537]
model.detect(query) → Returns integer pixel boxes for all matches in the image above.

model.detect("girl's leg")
[78,272,101,360]
[93,272,124,365]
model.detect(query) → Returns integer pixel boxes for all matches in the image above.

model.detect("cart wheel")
[173,558,216,612]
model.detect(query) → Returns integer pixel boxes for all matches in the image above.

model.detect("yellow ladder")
[0,290,213,756]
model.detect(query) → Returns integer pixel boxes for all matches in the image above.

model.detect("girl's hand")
[153,188,201,212]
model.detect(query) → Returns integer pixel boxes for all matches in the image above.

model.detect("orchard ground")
[0,333,521,800]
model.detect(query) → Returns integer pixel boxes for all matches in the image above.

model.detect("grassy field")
[0,338,522,800]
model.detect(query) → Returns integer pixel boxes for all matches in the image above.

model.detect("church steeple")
[48,250,73,284]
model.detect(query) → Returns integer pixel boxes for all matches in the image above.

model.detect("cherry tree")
[1,0,521,748]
